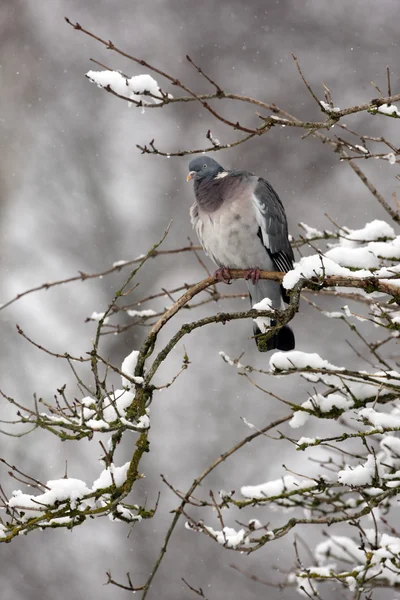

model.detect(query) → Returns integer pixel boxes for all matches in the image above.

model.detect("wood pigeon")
[187,155,295,351]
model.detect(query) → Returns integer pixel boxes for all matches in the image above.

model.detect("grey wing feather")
[253,177,294,273]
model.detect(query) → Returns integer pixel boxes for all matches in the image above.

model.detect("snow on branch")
[5,460,150,534]
[86,70,171,107]
[1,19,400,598]
[66,18,400,203]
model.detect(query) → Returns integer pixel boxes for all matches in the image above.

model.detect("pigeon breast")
[192,174,274,270]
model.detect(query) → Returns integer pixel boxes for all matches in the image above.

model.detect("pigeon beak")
[186,171,195,182]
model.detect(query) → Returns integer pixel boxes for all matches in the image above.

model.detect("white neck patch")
[214,171,229,179]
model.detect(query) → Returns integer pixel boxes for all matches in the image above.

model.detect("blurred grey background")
[0,1,399,599]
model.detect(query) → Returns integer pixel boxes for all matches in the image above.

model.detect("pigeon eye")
[203,164,207,168]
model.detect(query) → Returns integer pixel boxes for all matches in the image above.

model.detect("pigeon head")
[187,156,225,182]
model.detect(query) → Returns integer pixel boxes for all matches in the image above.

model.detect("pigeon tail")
[253,322,295,352]
[246,279,295,352]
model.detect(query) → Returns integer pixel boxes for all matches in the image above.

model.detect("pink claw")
[214,267,232,284]
[244,268,261,285]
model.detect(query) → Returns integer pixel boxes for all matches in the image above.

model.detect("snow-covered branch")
[2,22,400,599]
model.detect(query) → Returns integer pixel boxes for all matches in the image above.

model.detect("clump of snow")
[81,396,95,407]
[121,413,150,430]
[85,418,110,430]
[121,350,144,386]
[252,297,274,332]
[41,413,72,425]
[377,103,400,117]
[283,255,372,290]
[320,100,340,112]
[322,310,343,319]
[358,407,400,430]
[109,504,142,523]
[219,351,245,369]
[127,309,157,318]
[297,436,321,446]
[137,414,150,429]
[101,391,150,429]
[299,223,324,239]
[275,363,396,431]
[242,417,257,430]
[376,268,400,289]
[286,220,397,278]
[79,396,96,421]
[390,311,400,324]
[253,298,273,311]
[369,236,400,260]
[347,371,399,401]
[9,478,92,518]
[288,572,316,598]
[8,463,136,523]
[92,462,130,491]
[102,389,135,422]
[219,350,235,366]
[270,115,289,123]
[248,518,263,530]
[341,220,395,245]
[290,411,311,428]
[40,516,74,527]
[384,152,396,165]
[270,350,342,373]
[325,246,380,269]
[290,393,353,429]
[241,475,315,499]
[315,535,365,564]
[90,311,109,324]
[112,260,128,267]
[355,144,369,154]
[204,525,247,548]
[322,221,399,270]
[342,305,367,322]
[86,70,170,106]
[218,490,234,501]
[338,454,380,486]
[289,567,335,598]
[310,392,352,413]
[310,531,400,590]
[380,435,400,468]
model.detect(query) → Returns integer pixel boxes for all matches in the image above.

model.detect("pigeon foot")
[244,268,261,285]
[214,267,232,284]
